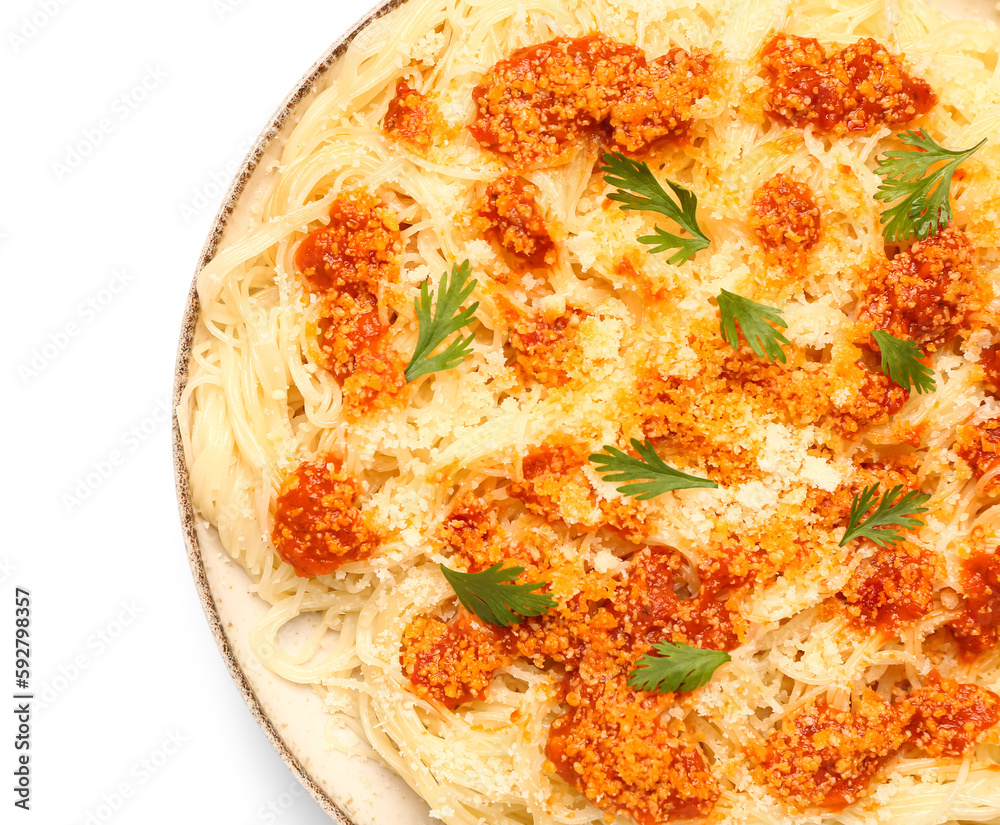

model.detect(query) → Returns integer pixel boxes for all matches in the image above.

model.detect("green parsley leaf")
[875,130,986,242]
[839,484,931,548]
[600,151,710,265]
[589,438,717,501]
[440,563,556,627]
[628,641,731,694]
[717,289,790,364]
[405,260,479,382]
[871,330,936,395]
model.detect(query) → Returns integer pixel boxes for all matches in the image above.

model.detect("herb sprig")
[871,330,936,395]
[590,439,717,501]
[628,642,731,694]
[839,484,931,548]
[440,563,556,627]
[875,130,986,242]
[405,261,479,382]
[717,289,790,364]
[601,151,710,265]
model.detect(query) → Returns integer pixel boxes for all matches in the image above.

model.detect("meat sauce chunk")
[980,342,1000,395]
[904,674,1000,757]
[546,548,729,824]
[830,365,909,438]
[475,175,556,267]
[622,547,742,652]
[271,456,382,576]
[546,676,719,825]
[839,542,935,632]
[762,34,935,134]
[295,191,406,408]
[760,690,909,809]
[949,549,1000,655]
[508,441,651,541]
[470,34,712,167]
[955,417,1000,495]
[295,190,400,297]
[383,81,439,149]
[400,614,511,709]
[750,173,821,268]
[857,225,983,352]
[507,307,587,386]
[762,674,999,809]
[609,48,713,153]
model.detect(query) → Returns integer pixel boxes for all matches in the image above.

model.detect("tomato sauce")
[608,47,712,153]
[839,543,935,632]
[506,310,589,386]
[750,173,821,267]
[955,417,1000,494]
[981,343,1000,395]
[905,673,1000,757]
[295,191,405,405]
[831,366,909,437]
[400,614,511,709]
[271,456,382,576]
[949,549,1000,656]
[470,34,712,167]
[546,688,718,825]
[623,547,741,652]
[542,550,726,824]
[476,175,556,268]
[314,290,386,379]
[857,225,981,352]
[762,34,935,134]
[506,439,652,540]
[760,690,910,808]
[295,190,400,296]
[383,81,438,149]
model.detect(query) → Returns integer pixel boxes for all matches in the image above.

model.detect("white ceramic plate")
[172,1,1000,821]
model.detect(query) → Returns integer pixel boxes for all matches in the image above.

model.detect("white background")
[1,0,376,822]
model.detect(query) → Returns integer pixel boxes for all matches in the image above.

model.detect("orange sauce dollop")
[271,456,381,577]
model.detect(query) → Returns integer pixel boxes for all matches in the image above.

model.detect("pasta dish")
[178,0,1000,822]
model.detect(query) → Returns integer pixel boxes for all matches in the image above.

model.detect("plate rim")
[170,1,407,820]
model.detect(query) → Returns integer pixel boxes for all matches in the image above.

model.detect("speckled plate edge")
[171,1,405,820]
